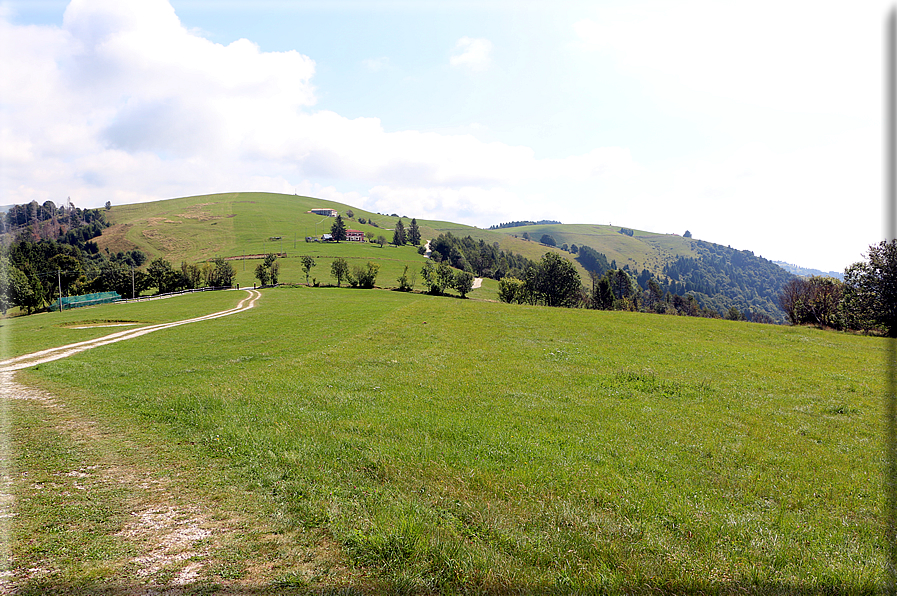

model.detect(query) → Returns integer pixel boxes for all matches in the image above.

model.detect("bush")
[348,262,380,289]
[498,277,525,304]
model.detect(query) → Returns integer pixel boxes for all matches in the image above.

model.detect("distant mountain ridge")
[774,261,844,281]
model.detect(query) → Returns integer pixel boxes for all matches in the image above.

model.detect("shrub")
[348,262,380,289]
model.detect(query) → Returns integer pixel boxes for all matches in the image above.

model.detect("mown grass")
[14,287,887,592]
[0,289,243,360]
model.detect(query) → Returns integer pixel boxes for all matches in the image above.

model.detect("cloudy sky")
[0,0,889,273]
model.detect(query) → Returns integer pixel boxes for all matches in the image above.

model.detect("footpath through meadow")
[0,289,261,373]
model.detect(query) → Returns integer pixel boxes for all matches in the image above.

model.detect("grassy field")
[6,288,887,592]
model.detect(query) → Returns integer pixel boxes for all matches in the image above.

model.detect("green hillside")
[100,191,568,276]
[96,191,792,320]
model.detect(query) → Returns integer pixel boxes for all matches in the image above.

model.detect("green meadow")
[8,287,886,592]
[97,191,699,284]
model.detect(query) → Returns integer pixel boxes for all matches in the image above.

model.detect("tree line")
[2,229,236,314]
[488,220,561,230]
[778,240,897,335]
[494,252,747,319]
[427,232,532,280]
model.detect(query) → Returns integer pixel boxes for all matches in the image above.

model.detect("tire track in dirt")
[0,289,260,373]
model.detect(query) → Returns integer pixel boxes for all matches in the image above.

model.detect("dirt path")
[0,289,261,373]
[0,375,243,592]
[0,288,274,592]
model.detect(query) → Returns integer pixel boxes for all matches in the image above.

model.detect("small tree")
[346,209,354,219]
[393,219,406,246]
[420,261,452,295]
[331,215,347,242]
[265,253,280,285]
[254,263,270,286]
[148,257,182,294]
[181,262,202,289]
[684,230,692,238]
[453,270,474,298]
[209,257,237,287]
[408,218,421,246]
[376,235,387,248]
[436,262,454,295]
[397,265,415,292]
[300,255,316,285]
[331,257,349,287]
[540,234,556,247]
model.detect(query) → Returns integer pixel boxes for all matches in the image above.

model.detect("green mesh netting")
[50,291,121,310]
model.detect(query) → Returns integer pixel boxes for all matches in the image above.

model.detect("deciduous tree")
[331,257,349,286]
[300,255,315,285]
[453,270,474,298]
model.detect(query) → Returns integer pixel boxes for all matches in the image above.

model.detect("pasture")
[5,287,886,592]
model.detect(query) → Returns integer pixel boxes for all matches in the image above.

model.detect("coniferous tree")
[408,218,421,246]
[393,219,406,246]
[331,215,347,242]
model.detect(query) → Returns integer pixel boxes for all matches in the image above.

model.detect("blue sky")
[0,0,888,272]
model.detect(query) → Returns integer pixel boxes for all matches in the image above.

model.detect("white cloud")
[362,56,389,72]
[573,1,884,117]
[449,36,492,72]
[0,0,878,272]
[0,0,629,222]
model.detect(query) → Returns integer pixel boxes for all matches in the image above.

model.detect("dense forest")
[427,232,533,279]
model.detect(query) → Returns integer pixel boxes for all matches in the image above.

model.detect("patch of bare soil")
[0,376,222,588]
[0,370,353,592]
[94,223,136,255]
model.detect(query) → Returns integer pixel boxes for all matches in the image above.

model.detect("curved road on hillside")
[0,289,261,373]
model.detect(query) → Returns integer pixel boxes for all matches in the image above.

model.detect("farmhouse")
[346,229,364,242]
[308,208,338,217]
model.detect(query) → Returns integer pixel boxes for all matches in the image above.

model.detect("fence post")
[57,269,63,312]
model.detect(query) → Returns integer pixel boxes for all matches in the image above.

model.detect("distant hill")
[774,261,844,281]
[94,191,795,321]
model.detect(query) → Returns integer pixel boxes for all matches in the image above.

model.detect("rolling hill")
[95,191,793,320]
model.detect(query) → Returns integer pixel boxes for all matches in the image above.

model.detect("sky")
[0,0,890,273]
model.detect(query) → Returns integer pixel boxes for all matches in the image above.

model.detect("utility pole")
[57,269,63,312]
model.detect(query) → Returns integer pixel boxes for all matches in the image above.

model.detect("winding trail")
[0,289,261,373]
